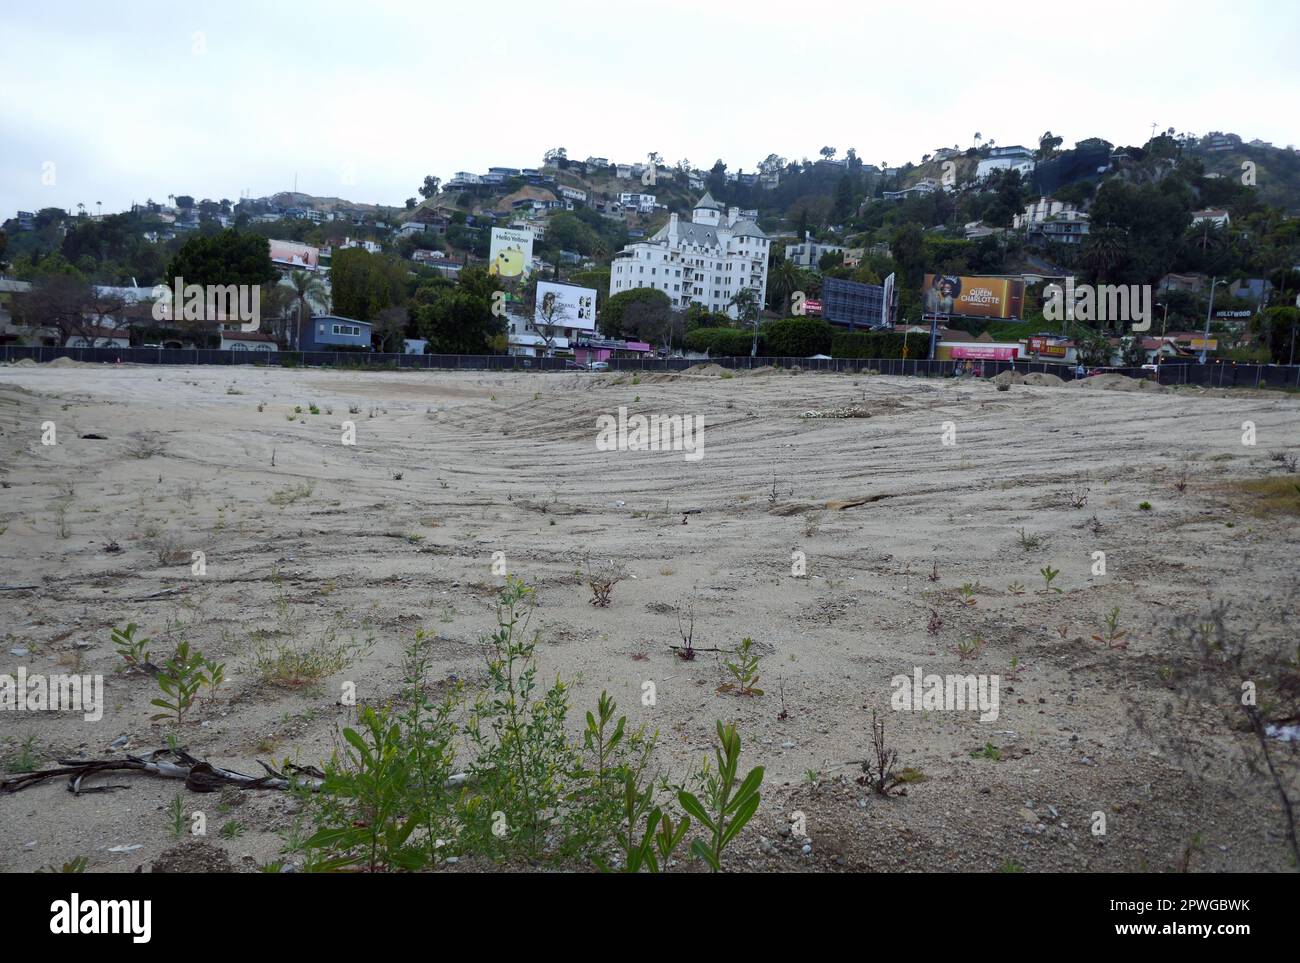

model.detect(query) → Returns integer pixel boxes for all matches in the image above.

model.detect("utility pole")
[1201,277,1221,364]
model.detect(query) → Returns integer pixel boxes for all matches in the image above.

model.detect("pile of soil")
[1067,373,1167,392]
[682,362,727,376]
[1022,372,1065,387]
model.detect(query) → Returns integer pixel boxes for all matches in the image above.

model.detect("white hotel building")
[608,192,769,318]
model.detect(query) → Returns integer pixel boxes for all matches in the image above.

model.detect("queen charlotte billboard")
[923,274,1024,320]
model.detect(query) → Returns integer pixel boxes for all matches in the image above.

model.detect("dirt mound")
[992,371,1025,385]
[46,356,85,368]
[1022,372,1064,387]
[9,358,37,367]
[1067,372,1166,393]
[682,363,727,376]
[150,841,238,873]
[745,366,779,377]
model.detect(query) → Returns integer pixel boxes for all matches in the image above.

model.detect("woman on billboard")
[925,275,960,315]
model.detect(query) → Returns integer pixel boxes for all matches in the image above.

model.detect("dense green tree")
[163,229,276,289]
[413,284,504,354]
[600,287,671,338]
[330,248,407,321]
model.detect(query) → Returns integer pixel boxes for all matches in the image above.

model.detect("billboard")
[269,239,320,271]
[949,345,1018,360]
[489,227,534,280]
[535,281,597,332]
[821,277,886,329]
[923,274,1024,320]
[1027,336,1068,357]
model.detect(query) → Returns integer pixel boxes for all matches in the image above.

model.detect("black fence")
[4,344,1299,389]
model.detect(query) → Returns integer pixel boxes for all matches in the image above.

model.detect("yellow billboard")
[923,274,1024,320]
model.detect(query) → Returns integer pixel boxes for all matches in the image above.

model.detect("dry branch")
[0,748,325,796]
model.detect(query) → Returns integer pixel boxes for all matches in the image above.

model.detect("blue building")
[298,314,373,351]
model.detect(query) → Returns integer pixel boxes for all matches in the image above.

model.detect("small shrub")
[111,623,154,673]
[1092,606,1129,649]
[860,709,926,795]
[717,637,763,696]
[586,559,628,607]
[676,721,763,872]
[150,640,224,725]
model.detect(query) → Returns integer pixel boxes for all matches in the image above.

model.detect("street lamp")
[1154,299,1170,381]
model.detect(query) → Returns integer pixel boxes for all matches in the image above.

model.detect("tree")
[1081,226,1130,286]
[728,288,761,356]
[419,176,441,200]
[820,146,837,161]
[163,229,276,290]
[833,175,855,222]
[1037,130,1063,161]
[372,306,409,353]
[405,198,417,210]
[16,272,126,346]
[288,270,330,347]
[330,248,405,322]
[767,258,802,314]
[412,275,504,354]
[601,288,670,339]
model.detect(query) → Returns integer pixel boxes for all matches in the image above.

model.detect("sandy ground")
[0,361,1297,873]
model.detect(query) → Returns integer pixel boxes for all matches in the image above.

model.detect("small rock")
[11,647,29,658]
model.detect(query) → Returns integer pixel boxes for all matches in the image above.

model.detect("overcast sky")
[2,0,1297,218]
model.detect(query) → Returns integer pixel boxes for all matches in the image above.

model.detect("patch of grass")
[252,621,371,689]
[1016,527,1045,550]
[269,482,315,507]
[3,734,41,773]
[1234,477,1300,516]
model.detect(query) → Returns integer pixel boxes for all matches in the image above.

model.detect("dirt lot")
[1,361,1297,872]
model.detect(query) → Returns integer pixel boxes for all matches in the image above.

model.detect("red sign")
[1027,337,1067,357]
[951,345,1017,361]
[803,299,822,316]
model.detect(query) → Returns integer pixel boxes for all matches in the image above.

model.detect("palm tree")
[728,288,761,357]
[1081,226,1128,285]
[768,259,801,314]
[288,270,329,348]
